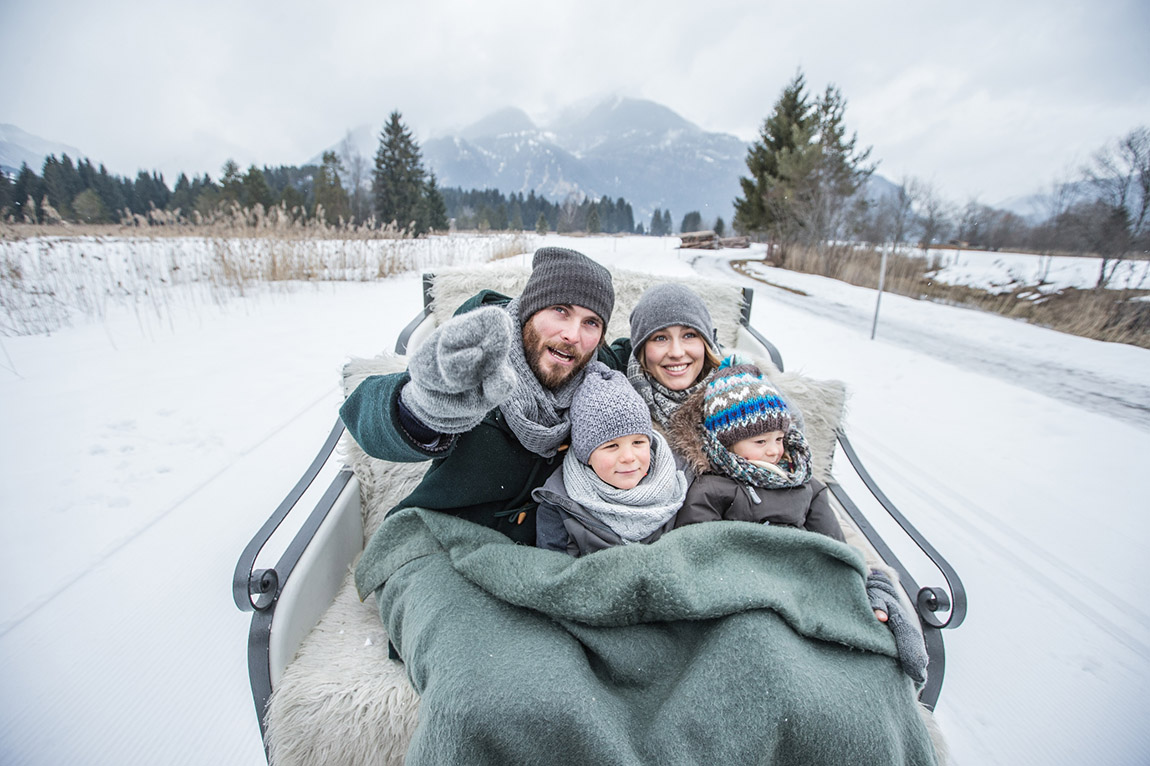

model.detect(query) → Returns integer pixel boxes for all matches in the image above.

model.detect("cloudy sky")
[2,0,1148,205]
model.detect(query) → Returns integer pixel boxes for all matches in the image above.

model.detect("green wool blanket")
[355,509,938,766]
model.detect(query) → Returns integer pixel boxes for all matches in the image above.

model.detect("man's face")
[522,305,604,389]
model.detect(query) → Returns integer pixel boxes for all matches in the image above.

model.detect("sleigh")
[233,262,967,764]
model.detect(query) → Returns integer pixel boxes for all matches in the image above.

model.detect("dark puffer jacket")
[665,381,845,542]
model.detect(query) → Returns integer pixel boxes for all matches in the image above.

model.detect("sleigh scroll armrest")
[232,418,347,613]
[827,428,968,711]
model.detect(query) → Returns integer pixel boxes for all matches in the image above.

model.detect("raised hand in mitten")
[400,306,519,434]
[866,568,929,684]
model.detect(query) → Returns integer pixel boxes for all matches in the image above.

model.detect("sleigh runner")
[233,262,967,764]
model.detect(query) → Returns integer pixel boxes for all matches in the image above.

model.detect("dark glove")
[399,306,518,433]
[866,569,928,684]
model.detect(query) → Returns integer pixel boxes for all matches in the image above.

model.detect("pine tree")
[314,151,350,223]
[242,166,273,210]
[734,71,815,237]
[536,211,549,234]
[220,160,243,205]
[650,208,663,235]
[714,217,726,237]
[680,211,703,233]
[423,173,449,232]
[0,170,12,219]
[662,209,672,235]
[373,110,428,234]
[734,72,873,252]
[42,154,83,219]
[13,164,46,222]
[170,173,195,216]
[587,204,601,233]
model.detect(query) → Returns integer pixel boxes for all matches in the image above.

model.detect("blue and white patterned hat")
[702,362,791,447]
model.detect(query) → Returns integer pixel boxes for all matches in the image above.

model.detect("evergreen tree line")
[0,110,449,234]
[0,153,354,226]
[441,187,639,234]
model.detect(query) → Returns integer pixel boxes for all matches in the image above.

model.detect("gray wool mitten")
[400,306,519,434]
[866,569,929,684]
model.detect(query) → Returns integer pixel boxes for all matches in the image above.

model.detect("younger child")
[534,361,688,557]
[668,360,845,541]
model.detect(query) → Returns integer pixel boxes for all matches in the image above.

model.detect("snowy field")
[1,233,1148,765]
[922,246,1150,294]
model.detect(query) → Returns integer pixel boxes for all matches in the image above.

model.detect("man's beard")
[522,322,595,389]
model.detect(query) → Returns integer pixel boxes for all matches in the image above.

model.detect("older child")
[668,360,845,541]
[534,361,688,557]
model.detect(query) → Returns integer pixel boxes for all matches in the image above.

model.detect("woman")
[622,282,725,429]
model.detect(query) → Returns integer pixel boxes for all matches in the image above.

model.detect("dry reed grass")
[0,217,535,336]
[733,244,1150,349]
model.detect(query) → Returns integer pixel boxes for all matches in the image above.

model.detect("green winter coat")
[340,290,629,545]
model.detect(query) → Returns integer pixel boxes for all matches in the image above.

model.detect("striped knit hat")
[702,362,791,447]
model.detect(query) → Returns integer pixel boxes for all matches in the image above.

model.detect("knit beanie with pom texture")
[702,362,792,447]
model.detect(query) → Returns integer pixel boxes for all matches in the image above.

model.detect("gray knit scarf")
[561,432,687,543]
[498,297,584,457]
[627,355,712,429]
[702,425,813,490]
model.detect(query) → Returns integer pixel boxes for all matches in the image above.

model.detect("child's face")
[730,430,786,465]
[588,434,652,490]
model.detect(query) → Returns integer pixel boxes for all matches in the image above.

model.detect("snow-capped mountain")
[0,124,84,176]
[419,97,749,228]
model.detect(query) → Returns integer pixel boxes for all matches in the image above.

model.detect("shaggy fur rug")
[263,263,941,766]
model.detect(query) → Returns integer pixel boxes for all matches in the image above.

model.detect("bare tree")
[911,180,950,253]
[1083,126,1150,287]
[339,130,371,224]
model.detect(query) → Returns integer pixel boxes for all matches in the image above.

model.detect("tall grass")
[0,215,532,336]
[735,243,1150,349]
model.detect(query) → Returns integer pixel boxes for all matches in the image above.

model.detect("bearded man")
[340,246,616,544]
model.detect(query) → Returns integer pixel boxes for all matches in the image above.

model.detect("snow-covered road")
[689,253,1150,430]
[2,235,1148,765]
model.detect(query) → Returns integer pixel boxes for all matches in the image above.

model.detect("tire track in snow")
[693,256,1150,431]
[0,385,340,639]
[849,426,1150,658]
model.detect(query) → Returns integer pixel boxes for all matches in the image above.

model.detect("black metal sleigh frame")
[233,274,967,755]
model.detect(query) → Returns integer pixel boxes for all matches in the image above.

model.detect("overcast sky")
[2,0,1148,205]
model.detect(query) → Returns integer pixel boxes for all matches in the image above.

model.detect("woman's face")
[641,324,707,390]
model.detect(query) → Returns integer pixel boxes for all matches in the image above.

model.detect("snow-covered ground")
[1,234,1148,765]
[922,247,1150,294]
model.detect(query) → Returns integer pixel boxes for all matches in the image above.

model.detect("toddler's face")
[589,434,652,490]
[730,430,786,465]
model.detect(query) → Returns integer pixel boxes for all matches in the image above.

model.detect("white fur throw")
[261,263,937,766]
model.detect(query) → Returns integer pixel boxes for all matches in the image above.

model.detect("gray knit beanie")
[570,361,654,463]
[629,283,719,359]
[703,363,792,448]
[517,247,614,329]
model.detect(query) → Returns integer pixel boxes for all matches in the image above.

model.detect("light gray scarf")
[627,354,711,429]
[561,432,687,543]
[499,297,584,457]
